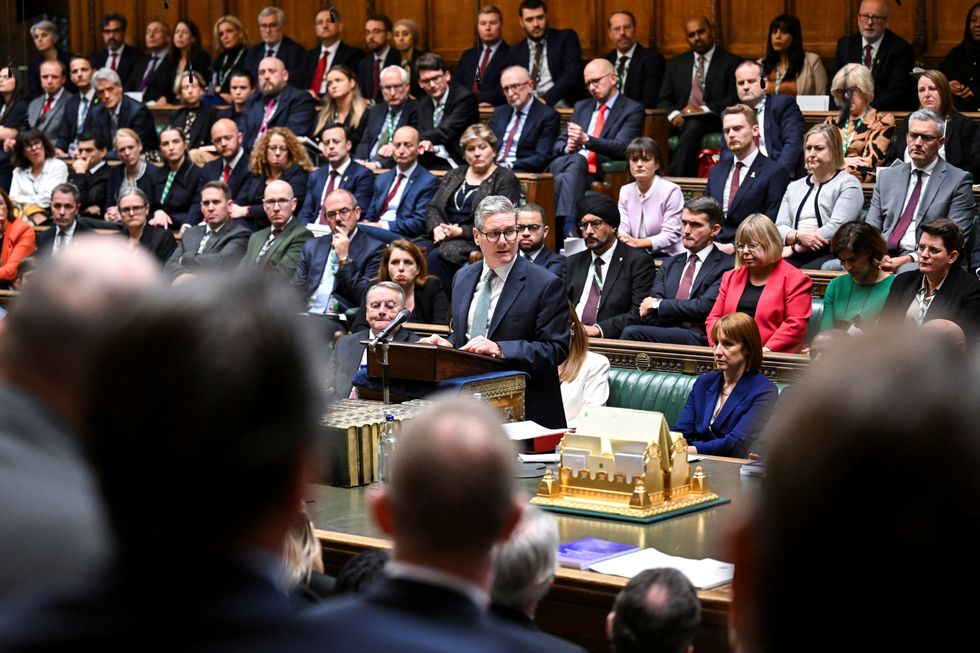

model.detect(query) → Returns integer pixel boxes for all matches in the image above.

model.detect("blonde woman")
[825,63,895,182]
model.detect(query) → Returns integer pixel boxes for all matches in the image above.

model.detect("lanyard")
[843,115,865,152]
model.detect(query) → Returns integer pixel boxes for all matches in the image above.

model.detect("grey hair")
[908,108,946,137]
[31,20,59,41]
[51,182,81,204]
[368,281,406,307]
[474,195,517,231]
[490,504,558,611]
[258,6,285,24]
[117,187,150,207]
[92,67,123,88]
[380,65,410,84]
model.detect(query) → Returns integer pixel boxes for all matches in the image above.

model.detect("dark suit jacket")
[164,220,251,276]
[87,96,160,152]
[639,247,734,330]
[531,247,566,283]
[240,217,314,279]
[309,576,585,653]
[353,100,420,166]
[720,94,805,177]
[357,48,402,103]
[417,86,480,168]
[92,46,140,89]
[302,42,366,92]
[491,100,559,172]
[673,370,778,457]
[364,166,440,237]
[552,94,645,165]
[156,157,203,228]
[453,41,512,106]
[298,161,376,225]
[56,93,98,152]
[510,29,583,106]
[130,225,177,263]
[657,47,740,115]
[35,220,94,257]
[244,37,307,87]
[241,85,317,145]
[291,230,386,309]
[69,163,111,216]
[167,105,220,149]
[124,52,177,101]
[566,242,656,339]
[887,113,977,173]
[327,327,417,401]
[105,164,166,213]
[349,277,450,332]
[604,44,665,108]
[450,255,569,428]
[706,152,791,242]
[188,153,253,224]
[883,265,980,339]
[834,30,916,110]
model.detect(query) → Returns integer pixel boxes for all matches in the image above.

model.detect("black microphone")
[372,308,412,343]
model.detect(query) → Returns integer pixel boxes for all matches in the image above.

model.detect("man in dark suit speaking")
[425,195,569,429]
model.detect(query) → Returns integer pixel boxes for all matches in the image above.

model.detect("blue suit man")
[510,15,583,107]
[241,59,317,145]
[298,124,375,225]
[453,39,512,106]
[87,94,159,152]
[291,230,385,312]
[491,66,560,173]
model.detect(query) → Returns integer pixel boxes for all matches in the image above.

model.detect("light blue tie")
[309,249,340,314]
[470,269,496,338]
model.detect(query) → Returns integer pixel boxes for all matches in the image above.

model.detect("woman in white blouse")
[559,302,610,426]
[9,128,68,225]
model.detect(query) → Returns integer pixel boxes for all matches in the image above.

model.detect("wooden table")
[310,456,753,653]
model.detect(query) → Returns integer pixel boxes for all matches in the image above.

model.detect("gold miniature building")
[531,406,720,521]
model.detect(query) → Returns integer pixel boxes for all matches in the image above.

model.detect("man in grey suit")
[0,238,161,607]
[866,108,975,275]
[165,181,250,282]
[27,60,74,146]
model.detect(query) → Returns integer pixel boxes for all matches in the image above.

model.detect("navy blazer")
[363,166,440,238]
[834,30,916,111]
[673,370,779,457]
[510,29,583,106]
[706,152,791,242]
[155,158,203,228]
[657,48,740,115]
[491,100,560,172]
[124,52,177,101]
[302,42,366,92]
[450,255,570,428]
[353,100,420,166]
[243,37,307,87]
[167,105,220,149]
[241,85,317,145]
[357,48,402,103]
[92,47,140,89]
[87,96,159,152]
[291,230,386,309]
[56,94,97,152]
[720,95,805,177]
[69,163,111,216]
[35,220,94,257]
[297,161,375,225]
[642,246,734,328]
[531,246,566,283]
[552,93,645,163]
[603,45,665,109]
[417,85,480,167]
[566,242,656,339]
[452,41,512,106]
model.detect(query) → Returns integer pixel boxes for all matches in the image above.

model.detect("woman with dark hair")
[393,19,426,98]
[0,67,31,189]
[559,302,610,426]
[818,222,893,334]
[238,127,314,228]
[170,18,212,100]
[761,14,827,96]
[209,15,248,102]
[350,239,449,331]
[311,66,370,147]
[940,2,980,112]
[0,189,37,288]
[168,71,219,150]
[27,20,75,98]
[674,312,778,458]
[150,127,202,230]
[9,129,68,224]
[616,137,684,257]
[885,69,976,171]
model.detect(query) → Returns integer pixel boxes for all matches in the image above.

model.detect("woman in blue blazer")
[673,312,778,457]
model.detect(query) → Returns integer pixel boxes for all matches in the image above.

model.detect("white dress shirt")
[466,255,517,339]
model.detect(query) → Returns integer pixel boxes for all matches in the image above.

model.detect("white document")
[588,547,734,590]
[501,421,566,442]
[795,95,830,111]
[518,452,560,463]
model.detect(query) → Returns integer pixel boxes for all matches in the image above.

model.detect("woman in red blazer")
[706,214,812,353]
[0,189,36,287]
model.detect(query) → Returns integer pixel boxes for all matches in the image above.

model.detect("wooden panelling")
[661,1,718,57]
[425,1,478,61]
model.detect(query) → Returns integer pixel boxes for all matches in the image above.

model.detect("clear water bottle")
[377,412,397,484]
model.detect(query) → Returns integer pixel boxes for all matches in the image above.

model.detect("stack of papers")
[588,547,735,590]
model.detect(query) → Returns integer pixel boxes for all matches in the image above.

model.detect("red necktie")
[223,162,232,184]
[582,257,604,325]
[40,95,53,117]
[110,51,118,71]
[586,104,608,174]
[675,253,698,300]
[887,170,924,252]
[372,57,382,99]
[863,44,873,68]
[318,172,339,224]
[380,173,405,214]
[310,50,329,94]
[473,47,492,93]
[727,161,744,212]
[498,110,524,162]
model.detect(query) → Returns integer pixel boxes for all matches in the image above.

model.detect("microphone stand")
[367,338,392,406]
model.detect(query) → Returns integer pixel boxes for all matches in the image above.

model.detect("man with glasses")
[293,189,385,338]
[603,10,665,109]
[239,179,312,278]
[415,53,479,170]
[549,58,644,236]
[354,66,419,170]
[87,68,158,154]
[357,15,400,103]
[299,123,374,224]
[425,195,569,428]
[866,108,974,275]
[517,203,564,281]
[92,14,138,86]
[565,192,655,339]
[244,7,305,87]
[491,66,559,173]
[124,20,175,104]
[833,0,915,110]
[165,181,250,281]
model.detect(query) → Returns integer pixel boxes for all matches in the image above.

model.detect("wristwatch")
[338,256,349,267]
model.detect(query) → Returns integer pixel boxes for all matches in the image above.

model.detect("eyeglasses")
[25,141,44,150]
[380,83,407,92]
[479,228,519,242]
[119,205,147,215]
[735,242,762,252]
[857,13,887,23]
[518,224,543,233]
[501,82,530,94]
[258,21,281,30]
[324,207,354,220]
[578,219,606,231]
[585,74,613,88]
[908,131,940,143]
[418,75,444,87]
[262,198,291,207]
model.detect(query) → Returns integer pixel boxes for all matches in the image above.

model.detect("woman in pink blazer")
[706,214,812,353]
[617,137,685,257]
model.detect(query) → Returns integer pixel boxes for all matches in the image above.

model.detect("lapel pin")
[750,171,757,179]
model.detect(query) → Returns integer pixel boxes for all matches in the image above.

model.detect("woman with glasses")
[818,222,893,334]
[116,188,177,263]
[9,129,68,225]
[104,129,164,224]
[825,63,895,183]
[425,124,521,292]
[239,127,314,229]
[761,14,827,96]
[310,66,370,148]
[707,214,813,353]
[776,124,863,269]
[616,137,684,258]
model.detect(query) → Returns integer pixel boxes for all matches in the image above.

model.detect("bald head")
[263,179,296,227]
[923,319,967,354]
[585,58,618,101]
[391,125,421,170]
[211,118,243,159]
[684,16,714,54]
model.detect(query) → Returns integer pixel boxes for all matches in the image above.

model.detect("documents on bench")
[588,547,734,590]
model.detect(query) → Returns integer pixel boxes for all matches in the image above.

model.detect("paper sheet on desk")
[502,421,566,441]
[518,452,559,463]
[588,547,734,590]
